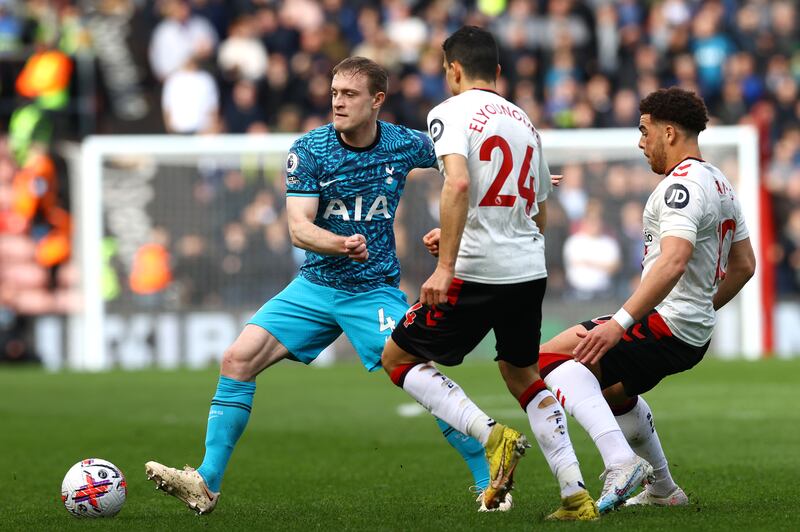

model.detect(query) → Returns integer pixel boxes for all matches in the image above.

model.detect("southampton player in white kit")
[539,88,756,512]
[381,26,599,520]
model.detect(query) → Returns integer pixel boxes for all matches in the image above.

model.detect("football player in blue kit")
[144,57,494,514]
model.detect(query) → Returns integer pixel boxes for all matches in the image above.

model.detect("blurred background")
[0,0,797,369]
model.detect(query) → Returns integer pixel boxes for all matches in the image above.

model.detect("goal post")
[75,134,297,370]
[68,126,761,371]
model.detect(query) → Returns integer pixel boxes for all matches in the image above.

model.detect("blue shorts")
[248,276,409,371]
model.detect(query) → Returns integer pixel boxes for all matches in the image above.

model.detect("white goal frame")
[73,126,761,370]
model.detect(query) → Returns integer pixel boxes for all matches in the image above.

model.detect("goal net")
[49,127,761,370]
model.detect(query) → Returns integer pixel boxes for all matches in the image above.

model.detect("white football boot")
[625,485,689,507]
[596,456,655,513]
[145,461,219,514]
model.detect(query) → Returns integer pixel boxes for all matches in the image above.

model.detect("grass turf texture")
[1,358,798,531]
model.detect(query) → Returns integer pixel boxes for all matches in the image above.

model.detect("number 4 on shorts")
[378,308,396,332]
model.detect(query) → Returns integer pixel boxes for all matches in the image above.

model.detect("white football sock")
[615,396,677,496]
[544,360,635,468]
[401,364,495,445]
[527,390,585,497]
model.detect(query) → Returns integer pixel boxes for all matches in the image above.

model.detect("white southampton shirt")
[643,157,749,346]
[428,89,552,284]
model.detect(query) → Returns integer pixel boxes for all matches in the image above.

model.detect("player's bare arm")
[574,236,693,365]
[713,237,756,310]
[407,167,443,181]
[421,153,469,305]
[287,196,369,262]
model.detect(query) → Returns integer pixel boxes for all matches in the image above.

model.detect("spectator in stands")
[148,0,217,81]
[0,0,22,52]
[690,4,736,103]
[351,7,400,71]
[384,0,428,66]
[557,163,588,222]
[775,208,800,297]
[217,15,268,82]
[223,79,267,134]
[161,56,219,134]
[173,233,217,306]
[563,202,621,301]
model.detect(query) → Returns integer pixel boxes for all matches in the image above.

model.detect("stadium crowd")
[141,0,799,299]
[0,0,798,358]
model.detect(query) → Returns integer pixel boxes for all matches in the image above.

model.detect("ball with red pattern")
[61,458,127,518]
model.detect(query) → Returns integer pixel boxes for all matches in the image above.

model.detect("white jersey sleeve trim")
[660,228,697,245]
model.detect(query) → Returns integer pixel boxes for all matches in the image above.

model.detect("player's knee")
[380,341,405,374]
[221,345,255,381]
[379,350,394,374]
[541,325,585,354]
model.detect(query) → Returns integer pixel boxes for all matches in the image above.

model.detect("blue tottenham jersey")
[285,121,437,292]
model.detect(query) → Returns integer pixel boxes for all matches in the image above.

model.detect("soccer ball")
[61,458,127,518]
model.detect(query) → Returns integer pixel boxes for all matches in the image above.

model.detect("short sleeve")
[732,197,750,242]
[411,129,438,169]
[536,135,552,203]
[658,179,706,245]
[285,140,319,197]
[427,105,468,158]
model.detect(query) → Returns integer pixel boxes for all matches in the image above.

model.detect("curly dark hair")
[639,87,709,134]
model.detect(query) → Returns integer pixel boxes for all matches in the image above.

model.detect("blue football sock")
[197,376,256,493]
[435,418,490,490]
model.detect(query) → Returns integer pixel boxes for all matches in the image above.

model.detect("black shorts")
[391,277,546,368]
[583,310,710,396]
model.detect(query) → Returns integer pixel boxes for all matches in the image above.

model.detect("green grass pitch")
[1,358,798,531]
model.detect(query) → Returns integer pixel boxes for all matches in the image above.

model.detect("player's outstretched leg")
[195,375,256,492]
[541,358,654,513]
[390,362,529,510]
[146,325,286,514]
[146,375,255,514]
[612,394,688,507]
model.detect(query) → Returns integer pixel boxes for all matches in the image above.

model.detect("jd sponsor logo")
[664,183,690,209]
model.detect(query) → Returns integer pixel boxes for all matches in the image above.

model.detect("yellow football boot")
[481,424,530,510]
[545,489,600,521]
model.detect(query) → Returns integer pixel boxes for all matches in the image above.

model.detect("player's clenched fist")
[422,228,441,257]
[420,264,453,306]
[344,234,369,262]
